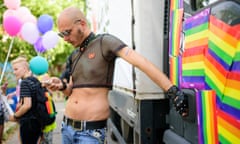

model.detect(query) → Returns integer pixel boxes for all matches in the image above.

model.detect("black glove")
[167,85,188,116]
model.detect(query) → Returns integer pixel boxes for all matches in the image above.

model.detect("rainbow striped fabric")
[169,1,240,143]
[169,0,183,86]
[44,91,56,117]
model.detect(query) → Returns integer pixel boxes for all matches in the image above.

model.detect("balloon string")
[0,37,14,85]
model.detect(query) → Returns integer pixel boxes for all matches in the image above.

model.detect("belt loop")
[83,121,86,131]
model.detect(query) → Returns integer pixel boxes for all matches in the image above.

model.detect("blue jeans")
[61,122,106,144]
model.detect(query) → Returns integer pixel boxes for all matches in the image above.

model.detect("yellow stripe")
[208,92,215,144]
[205,92,213,143]
[182,62,205,70]
[205,66,225,93]
[223,87,240,100]
[209,32,236,57]
[218,125,240,143]
[218,116,240,138]
[185,30,209,43]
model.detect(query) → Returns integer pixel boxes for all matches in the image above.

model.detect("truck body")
[86,0,240,143]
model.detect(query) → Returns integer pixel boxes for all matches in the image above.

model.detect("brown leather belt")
[63,116,107,131]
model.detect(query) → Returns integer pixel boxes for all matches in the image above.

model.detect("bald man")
[45,6,188,144]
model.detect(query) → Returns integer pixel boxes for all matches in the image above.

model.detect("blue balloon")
[30,56,49,75]
[37,14,53,34]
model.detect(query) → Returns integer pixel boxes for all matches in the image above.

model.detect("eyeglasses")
[58,29,72,38]
[58,19,81,38]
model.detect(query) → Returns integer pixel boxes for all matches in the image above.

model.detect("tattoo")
[125,48,130,56]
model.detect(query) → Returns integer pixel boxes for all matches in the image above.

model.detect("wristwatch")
[14,113,20,120]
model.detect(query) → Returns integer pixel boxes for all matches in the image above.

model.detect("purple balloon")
[34,37,47,53]
[37,14,53,34]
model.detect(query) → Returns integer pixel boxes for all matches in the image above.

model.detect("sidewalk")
[3,121,18,142]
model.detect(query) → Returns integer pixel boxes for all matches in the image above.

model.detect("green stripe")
[202,92,208,144]
[205,76,223,99]
[234,52,240,61]
[185,23,208,36]
[182,69,205,76]
[222,95,240,109]
[208,41,233,66]
[219,134,231,144]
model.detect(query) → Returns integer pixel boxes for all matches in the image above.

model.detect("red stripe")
[183,45,207,57]
[205,52,228,76]
[210,16,240,39]
[217,107,240,129]
[227,72,240,81]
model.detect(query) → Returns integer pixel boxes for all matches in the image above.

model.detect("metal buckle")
[73,121,83,131]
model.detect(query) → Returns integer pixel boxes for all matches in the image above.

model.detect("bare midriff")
[64,87,110,121]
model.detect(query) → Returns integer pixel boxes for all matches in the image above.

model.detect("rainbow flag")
[181,9,210,90]
[197,90,218,144]
[169,9,183,56]
[181,8,240,144]
[169,56,181,86]
[206,16,240,99]
[170,0,183,10]
[45,91,56,117]
[169,0,184,85]
[169,0,183,56]
[217,108,240,143]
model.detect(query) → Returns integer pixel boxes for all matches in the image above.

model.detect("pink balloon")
[3,9,17,19]
[3,16,22,36]
[15,7,30,22]
[4,0,21,10]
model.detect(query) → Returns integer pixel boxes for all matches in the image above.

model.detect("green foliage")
[0,0,86,80]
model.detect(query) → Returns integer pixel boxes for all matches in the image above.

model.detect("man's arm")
[117,47,172,91]
[117,47,188,116]
[9,97,32,121]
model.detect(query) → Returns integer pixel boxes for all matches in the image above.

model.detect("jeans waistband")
[63,116,107,131]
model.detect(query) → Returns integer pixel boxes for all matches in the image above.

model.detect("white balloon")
[20,22,40,44]
[42,31,59,50]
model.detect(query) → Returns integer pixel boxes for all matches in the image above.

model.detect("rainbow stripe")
[217,108,240,143]
[181,9,210,90]
[169,0,183,86]
[170,0,183,10]
[45,91,56,117]
[179,7,240,144]
[169,9,183,56]
[169,56,181,86]
[197,90,218,144]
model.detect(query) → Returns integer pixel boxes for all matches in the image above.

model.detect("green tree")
[0,0,86,84]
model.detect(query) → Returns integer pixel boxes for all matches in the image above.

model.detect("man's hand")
[167,85,188,117]
[41,77,62,91]
[0,82,8,95]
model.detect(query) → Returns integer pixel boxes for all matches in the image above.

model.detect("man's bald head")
[58,6,87,26]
